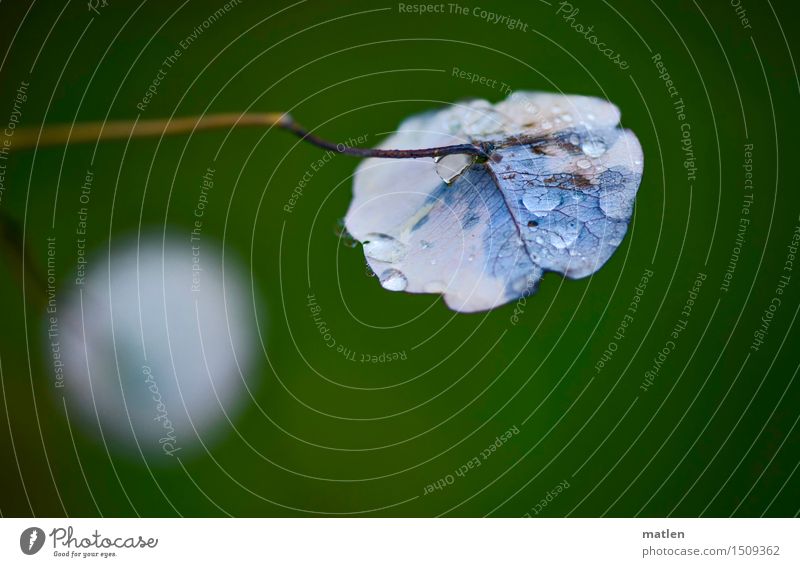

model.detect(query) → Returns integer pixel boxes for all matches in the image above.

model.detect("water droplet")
[560,113,573,122]
[467,254,475,262]
[363,233,407,263]
[334,218,358,248]
[379,269,407,291]
[569,134,580,146]
[420,240,432,249]
[577,159,591,169]
[435,153,475,184]
[523,191,561,212]
[430,258,437,265]
[540,121,552,130]
[534,236,544,245]
[424,281,446,293]
[581,140,607,158]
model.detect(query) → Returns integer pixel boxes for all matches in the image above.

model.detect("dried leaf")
[345,91,643,313]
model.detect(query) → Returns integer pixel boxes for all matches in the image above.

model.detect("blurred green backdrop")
[0,0,798,517]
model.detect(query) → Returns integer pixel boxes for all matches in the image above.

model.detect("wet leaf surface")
[345,91,643,312]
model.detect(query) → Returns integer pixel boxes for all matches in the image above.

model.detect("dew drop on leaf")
[363,233,407,263]
[379,268,408,291]
[434,153,475,184]
[581,139,607,158]
[522,191,561,212]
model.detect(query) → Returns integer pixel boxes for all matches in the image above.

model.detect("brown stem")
[2,113,491,311]
[9,113,490,160]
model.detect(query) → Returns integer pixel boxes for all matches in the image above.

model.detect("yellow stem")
[8,112,491,160]
[9,112,286,150]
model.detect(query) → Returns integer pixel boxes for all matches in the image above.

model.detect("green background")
[0,0,798,517]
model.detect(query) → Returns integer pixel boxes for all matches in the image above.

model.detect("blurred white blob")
[55,233,259,457]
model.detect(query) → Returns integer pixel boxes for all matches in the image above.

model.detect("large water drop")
[363,233,408,263]
[379,268,408,291]
[435,153,475,184]
[522,191,561,212]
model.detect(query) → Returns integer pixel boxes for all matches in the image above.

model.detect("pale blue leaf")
[345,92,643,313]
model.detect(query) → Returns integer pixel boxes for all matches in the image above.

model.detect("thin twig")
[9,113,490,160]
